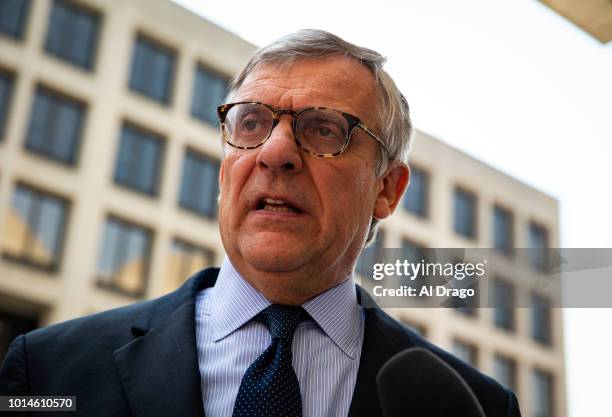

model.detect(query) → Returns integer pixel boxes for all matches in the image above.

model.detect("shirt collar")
[209,256,362,360]
[302,275,362,360]
[209,257,271,342]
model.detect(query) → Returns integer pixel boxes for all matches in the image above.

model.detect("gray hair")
[227,29,413,246]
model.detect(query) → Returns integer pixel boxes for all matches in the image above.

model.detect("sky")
[171,1,612,415]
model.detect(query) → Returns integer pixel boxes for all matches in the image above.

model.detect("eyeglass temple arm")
[358,123,388,152]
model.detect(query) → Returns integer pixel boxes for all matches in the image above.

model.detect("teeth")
[262,204,299,213]
[259,197,300,213]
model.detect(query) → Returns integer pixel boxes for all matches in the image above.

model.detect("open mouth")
[256,198,302,214]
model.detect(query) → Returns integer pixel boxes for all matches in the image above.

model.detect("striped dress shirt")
[195,257,365,417]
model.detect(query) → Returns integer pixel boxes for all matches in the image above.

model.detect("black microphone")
[376,348,486,417]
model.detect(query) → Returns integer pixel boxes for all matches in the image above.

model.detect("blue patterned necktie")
[232,304,306,417]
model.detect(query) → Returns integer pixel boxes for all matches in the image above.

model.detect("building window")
[165,238,215,293]
[454,187,476,239]
[529,222,549,271]
[0,0,30,39]
[25,86,85,165]
[493,354,517,392]
[129,34,175,104]
[0,70,14,139]
[179,149,219,218]
[403,166,429,217]
[191,64,228,125]
[492,278,515,331]
[493,205,513,255]
[97,216,152,296]
[531,293,552,345]
[452,339,478,367]
[114,123,164,196]
[2,184,68,270]
[532,369,554,417]
[45,0,101,70]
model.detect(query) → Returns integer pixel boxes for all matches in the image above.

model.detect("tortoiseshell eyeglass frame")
[217,101,388,158]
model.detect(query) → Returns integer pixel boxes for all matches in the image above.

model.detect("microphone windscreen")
[376,348,486,417]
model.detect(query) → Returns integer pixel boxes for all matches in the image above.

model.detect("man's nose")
[255,116,303,173]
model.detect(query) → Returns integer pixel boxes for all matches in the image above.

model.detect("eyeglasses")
[217,101,387,158]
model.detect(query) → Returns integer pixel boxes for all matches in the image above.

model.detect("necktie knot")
[258,304,306,341]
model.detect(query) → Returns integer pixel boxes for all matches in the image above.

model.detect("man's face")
[218,56,406,303]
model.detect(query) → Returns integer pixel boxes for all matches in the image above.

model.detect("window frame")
[190,62,229,125]
[453,186,478,239]
[113,121,166,197]
[128,32,177,105]
[532,368,555,417]
[0,0,31,40]
[493,353,517,392]
[167,237,215,290]
[96,214,153,298]
[0,68,16,140]
[528,221,549,271]
[44,0,102,70]
[178,148,220,219]
[402,164,430,218]
[492,277,516,332]
[24,84,87,166]
[531,292,553,346]
[2,181,70,272]
[493,204,514,256]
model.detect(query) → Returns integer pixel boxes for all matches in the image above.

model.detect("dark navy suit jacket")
[0,267,521,416]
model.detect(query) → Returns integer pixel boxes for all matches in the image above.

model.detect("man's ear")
[373,163,410,220]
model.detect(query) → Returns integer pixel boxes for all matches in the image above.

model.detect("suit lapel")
[113,268,219,417]
[111,269,412,417]
[347,286,417,417]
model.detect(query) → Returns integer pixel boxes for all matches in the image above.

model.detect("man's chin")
[240,251,308,273]
[234,238,316,273]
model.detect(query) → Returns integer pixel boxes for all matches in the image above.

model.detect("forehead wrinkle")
[235,58,378,127]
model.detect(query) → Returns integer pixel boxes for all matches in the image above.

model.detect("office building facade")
[0,1,565,416]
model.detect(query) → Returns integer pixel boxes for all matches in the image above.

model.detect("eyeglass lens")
[223,103,350,155]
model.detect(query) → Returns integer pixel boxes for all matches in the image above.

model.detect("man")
[0,30,520,416]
